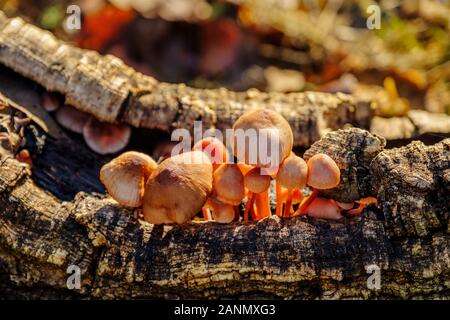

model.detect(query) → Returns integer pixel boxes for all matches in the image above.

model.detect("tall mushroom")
[192,137,230,220]
[143,151,213,224]
[232,109,293,220]
[295,153,340,215]
[243,167,271,221]
[100,151,158,207]
[276,152,308,217]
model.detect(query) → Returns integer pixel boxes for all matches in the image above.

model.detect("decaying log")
[1,11,449,149]
[0,124,448,299]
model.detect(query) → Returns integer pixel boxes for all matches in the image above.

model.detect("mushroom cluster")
[99,109,377,224]
[42,91,132,154]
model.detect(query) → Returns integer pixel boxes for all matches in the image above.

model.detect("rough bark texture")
[0,125,449,299]
[1,11,449,149]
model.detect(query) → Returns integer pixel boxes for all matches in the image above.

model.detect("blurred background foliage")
[1,0,449,116]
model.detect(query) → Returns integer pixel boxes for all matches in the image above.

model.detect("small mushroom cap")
[143,151,213,224]
[336,201,354,210]
[55,105,90,133]
[100,151,157,207]
[210,198,235,223]
[276,153,308,190]
[232,109,293,168]
[41,92,61,112]
[306,153,340,189]
[213,163,245,205]
[306,197,342,220]
[244,167,270,193]
[83,117,131,155]
[192,137,229,170]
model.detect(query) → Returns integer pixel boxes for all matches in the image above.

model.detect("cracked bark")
[0,125,448,299]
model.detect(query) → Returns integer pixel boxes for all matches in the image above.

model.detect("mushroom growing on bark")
[305,197,342,220]
[83,117,131,154]
[232,109,294,220]
[143,151,213,224]
[210,163,245,221]
[276,152,308,217]
[192,137,230,220]
[296,153,340,215]
[243,167,271,221]
[100,151,158,207]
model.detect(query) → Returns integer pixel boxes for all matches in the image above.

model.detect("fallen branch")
[0,124,448,299]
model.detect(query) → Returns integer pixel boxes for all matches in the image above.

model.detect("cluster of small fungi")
[42,92,131,154]
[99,109,376,224]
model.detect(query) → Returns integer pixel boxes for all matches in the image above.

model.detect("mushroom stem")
[346,197,377,216]
[283,189,293,217]
[346,203,365,216]
[255,189,271,219]
[202,207,213,221]
[295,188,319,215]
[244,192,256,221]
[275,181,283,216]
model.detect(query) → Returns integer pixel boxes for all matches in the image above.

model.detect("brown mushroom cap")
[232,109,293,168]
[213,163,245,205]
[83,117,131,155]
[306,153,340,190]
[276,153,308,190]
[143,151,213,224]
[100,151,157,207]
[55,105,90,133]
[244,167,270,193]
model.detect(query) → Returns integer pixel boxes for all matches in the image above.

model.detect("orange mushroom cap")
[83,117,131,155]
[306,197,342,220]
[213,163,245,205]
[100,151,157,207]
[192,137,229,170]
[276,153,308,190]
[210,198,235,223]
[143,151,213,224]
[244,167,271,194]
[306,153,340,190]
[232,109,293,169]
